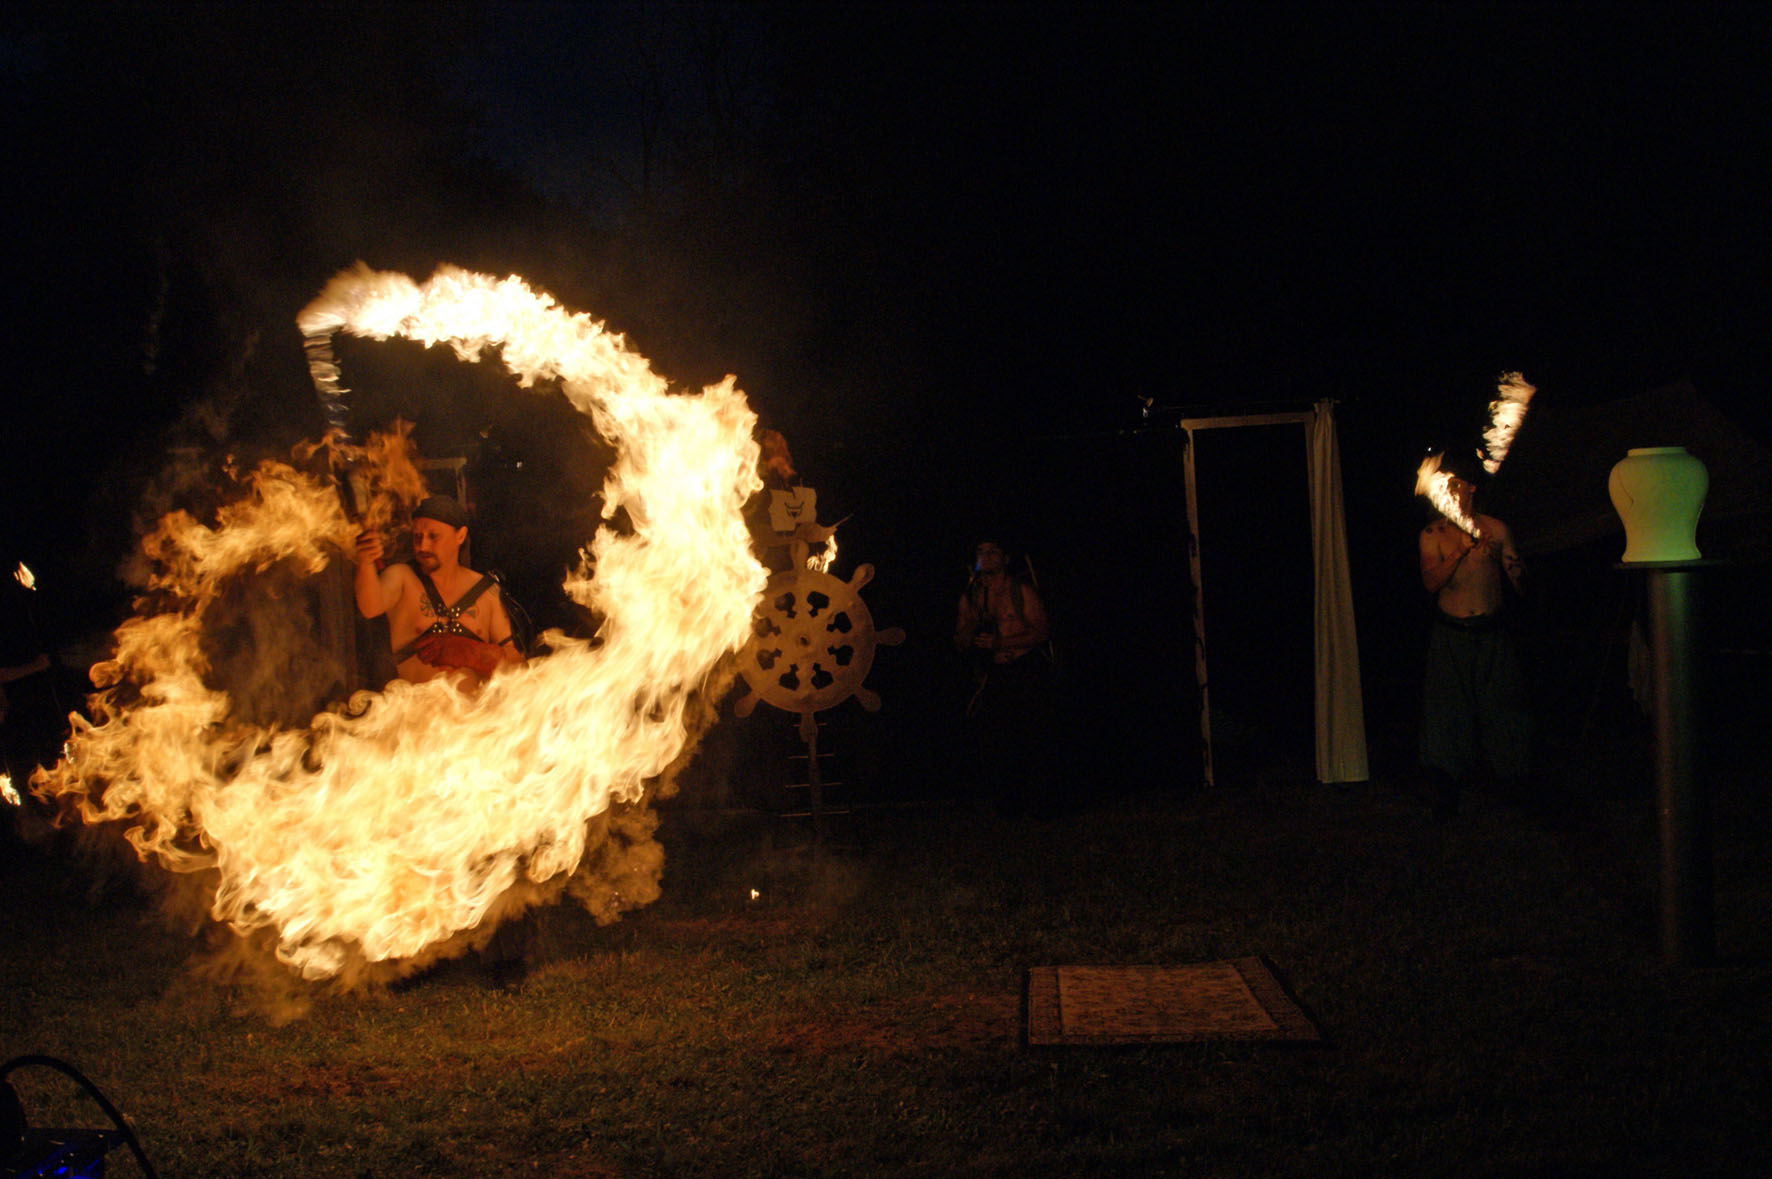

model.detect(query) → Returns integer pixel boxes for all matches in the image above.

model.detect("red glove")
[414,632,503,677]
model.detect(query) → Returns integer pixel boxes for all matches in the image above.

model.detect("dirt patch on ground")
[644,913,818,939]
[760,990,1019,1056]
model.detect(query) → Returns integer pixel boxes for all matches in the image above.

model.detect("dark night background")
[4,2,1768,799]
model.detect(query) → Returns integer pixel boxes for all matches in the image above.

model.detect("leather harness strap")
[391,564,497,663]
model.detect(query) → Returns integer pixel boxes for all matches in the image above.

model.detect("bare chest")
[980,582,1027,628]
[1439,550,1505,614]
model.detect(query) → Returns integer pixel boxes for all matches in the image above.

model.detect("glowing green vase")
[1608,446,1708,563]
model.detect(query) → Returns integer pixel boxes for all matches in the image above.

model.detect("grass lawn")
[4,724,1771,1176]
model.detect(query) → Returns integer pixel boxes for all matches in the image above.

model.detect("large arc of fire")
[33,264,767,980]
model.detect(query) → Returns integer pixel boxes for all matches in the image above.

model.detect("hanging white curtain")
[1308,400,1369,782]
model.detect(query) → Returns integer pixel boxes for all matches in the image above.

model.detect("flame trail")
[1415,452,1478,537]
[33,264,767,981]
[1416,371,1535,536]
[1480,371,1535,475]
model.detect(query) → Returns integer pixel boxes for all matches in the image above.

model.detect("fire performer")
[745,427,838,573]
[2,552,65,838]
[954,537,1056,816]
[1417,452,1532,818]
[354,495,524,684]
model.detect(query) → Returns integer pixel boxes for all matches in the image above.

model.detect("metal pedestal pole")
[1632,562,1715,967]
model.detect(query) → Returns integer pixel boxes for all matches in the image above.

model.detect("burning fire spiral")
[33,265,767,980]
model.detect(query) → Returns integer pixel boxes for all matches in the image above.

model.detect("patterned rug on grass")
[1025,957,1320,1046]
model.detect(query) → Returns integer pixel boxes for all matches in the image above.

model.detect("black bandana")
[412,495,468,529]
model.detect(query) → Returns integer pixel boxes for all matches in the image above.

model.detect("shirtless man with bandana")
[354,495,524,684]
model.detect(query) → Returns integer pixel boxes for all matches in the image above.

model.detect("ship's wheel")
[734,564,905,739]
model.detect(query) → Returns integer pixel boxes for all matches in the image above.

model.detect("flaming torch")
[32,264,768,982]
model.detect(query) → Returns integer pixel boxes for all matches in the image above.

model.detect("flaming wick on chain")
[1416,371,1536,537]
[1481,372,1534,474]
[1414,452,1479,536]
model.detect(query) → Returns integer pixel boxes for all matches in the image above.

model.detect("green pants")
[1419,613,1533,781]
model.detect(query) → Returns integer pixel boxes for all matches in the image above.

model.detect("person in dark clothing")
[1,554,71,846]
[954,538,1059,816]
